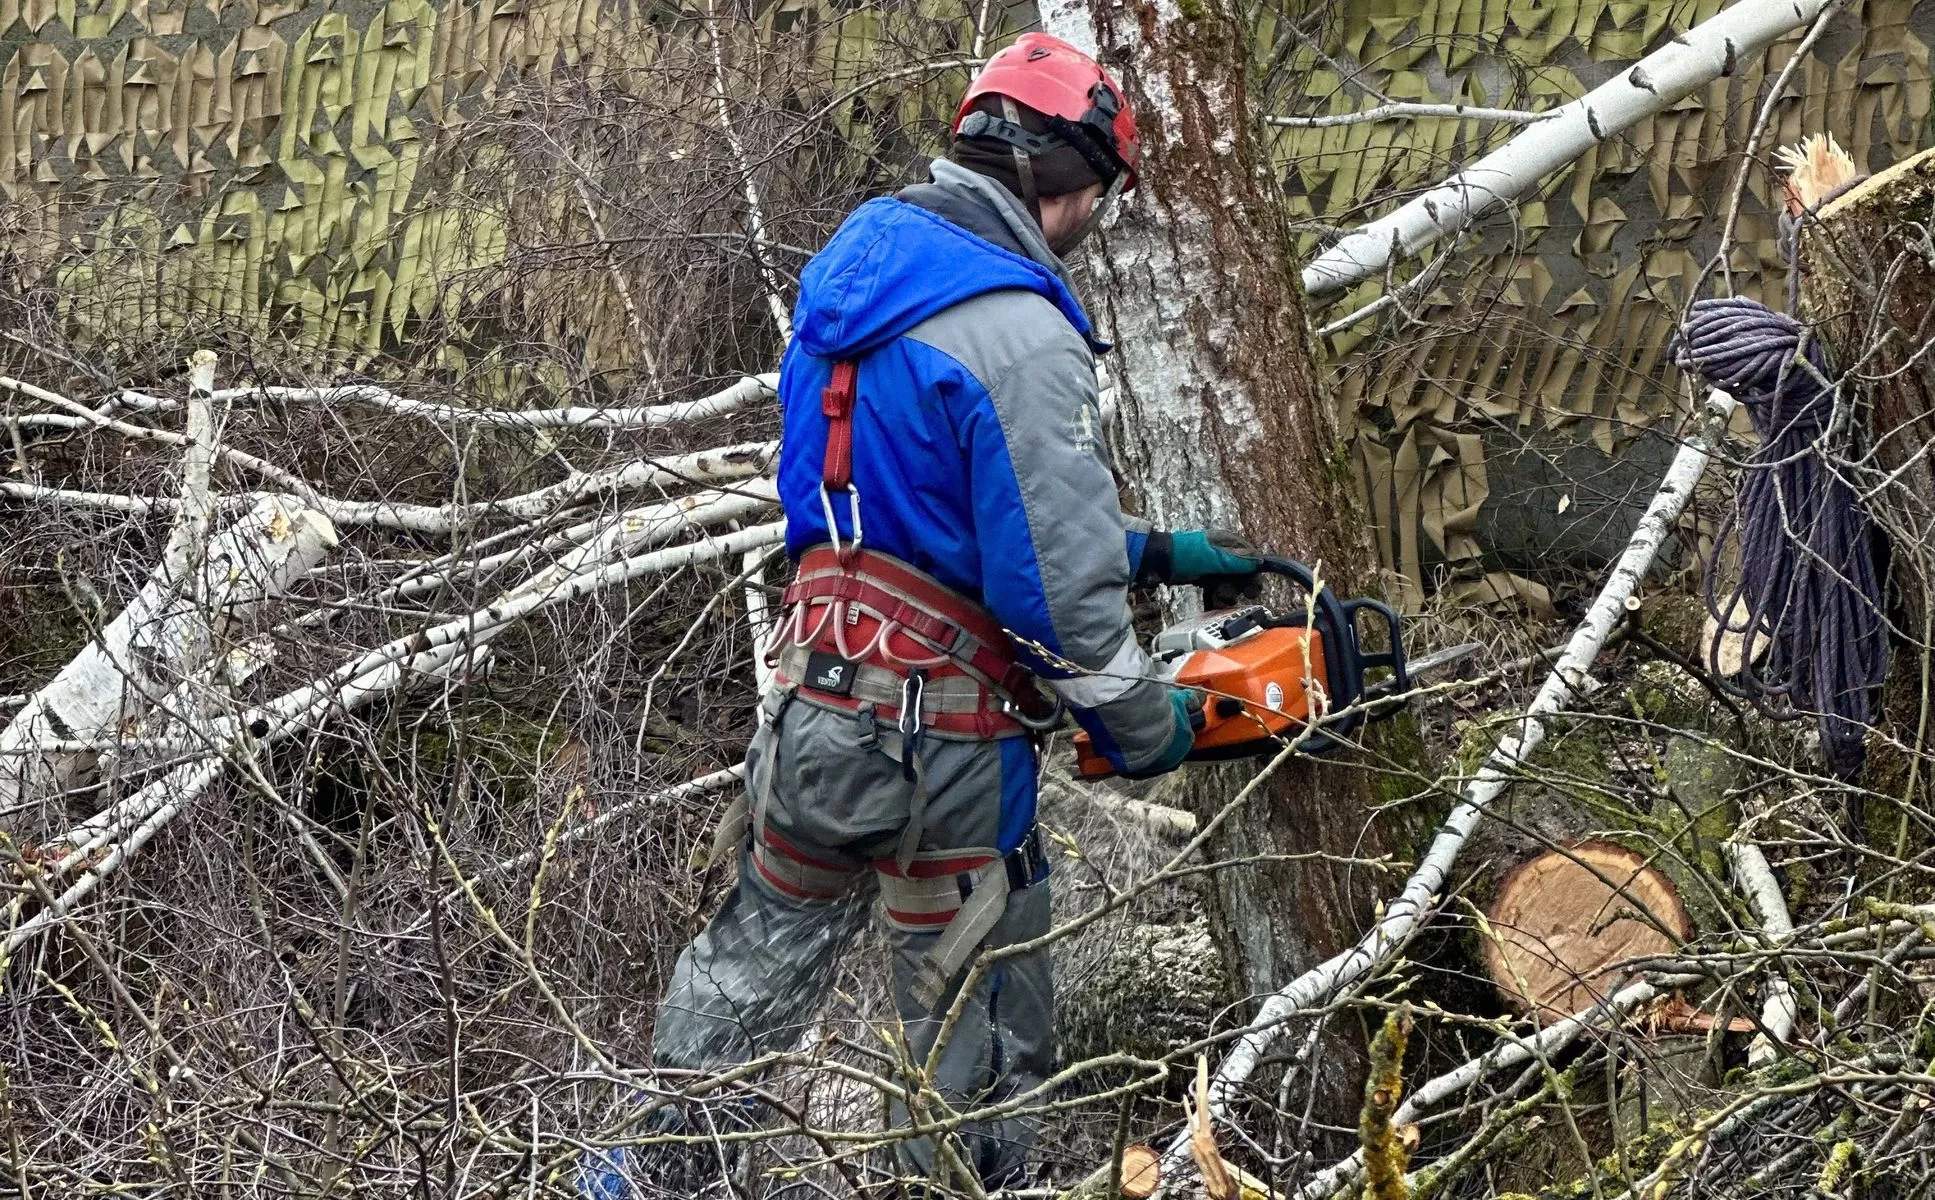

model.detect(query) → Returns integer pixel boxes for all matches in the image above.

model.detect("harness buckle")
[1005,825,1050,891]
[855,702,878,750]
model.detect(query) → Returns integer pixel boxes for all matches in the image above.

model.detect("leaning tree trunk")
[1041,0,1394,1115]
[1794,146,1935,831]
[1795,146,1935,623]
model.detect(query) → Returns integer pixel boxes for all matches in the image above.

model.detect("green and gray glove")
[1119,689,1206,780]
[1135,527,1264,586]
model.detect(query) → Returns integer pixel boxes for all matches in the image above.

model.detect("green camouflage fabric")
[1269,0,1934,607]
[3,0,1931,599]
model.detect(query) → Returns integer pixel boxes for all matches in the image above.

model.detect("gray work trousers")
[652,696,1053,1188]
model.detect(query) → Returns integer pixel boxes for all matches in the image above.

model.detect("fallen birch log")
[281,442,775,534]
[61,636,279,864]
[0,374,319,499]
[2,521,787,948]
[1299,0,1831,297]
[18,483,777,853]
[1114,390,1739,1193]
[214,373,778,432]
[0,498,337,827]
[377,483,779,605]
[0,637,482,956]
[1723,839,1797,1065]
[4,445,776,534]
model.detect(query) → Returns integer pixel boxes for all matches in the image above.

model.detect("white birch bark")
[162,350,221,583]
[281,442,774,533]
[1724,839,1799,1064]
[1039,0,1260,538]
[220,373,777,432]
[0,444,776,534]
[0,499,337,823]
[702,0,793,343]
[1300,0,1831,297]
[742,549,777,699]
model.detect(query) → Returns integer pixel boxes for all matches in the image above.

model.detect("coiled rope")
[1671,295,1888,778]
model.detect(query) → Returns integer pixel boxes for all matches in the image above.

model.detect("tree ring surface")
[1483,840,1693,1021]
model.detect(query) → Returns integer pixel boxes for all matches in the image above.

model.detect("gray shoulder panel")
[903,289,1080,397]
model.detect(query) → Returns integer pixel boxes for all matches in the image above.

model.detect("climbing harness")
[709,356,1060,1010]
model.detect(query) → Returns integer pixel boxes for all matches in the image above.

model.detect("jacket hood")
[791,160,1098,358]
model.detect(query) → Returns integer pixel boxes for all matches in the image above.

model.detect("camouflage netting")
[3,0,1933,600]
[0,0,980,389]
[1269,0,1935,607]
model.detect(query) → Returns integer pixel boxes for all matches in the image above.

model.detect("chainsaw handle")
[1253,556,1364,751]
[1343,597,1409,715]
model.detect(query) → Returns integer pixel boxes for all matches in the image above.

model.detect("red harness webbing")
[822,359,858,492]
[780,358,1056,736]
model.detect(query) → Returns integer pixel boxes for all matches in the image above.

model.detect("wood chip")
[1186,1055,1238,1200]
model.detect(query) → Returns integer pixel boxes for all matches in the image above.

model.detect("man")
[585,33,1262,1196]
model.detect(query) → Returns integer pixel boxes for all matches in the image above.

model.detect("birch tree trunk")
[1041,0,1389,1116]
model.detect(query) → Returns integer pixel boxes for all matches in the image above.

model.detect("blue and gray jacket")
[779,159,1176,800]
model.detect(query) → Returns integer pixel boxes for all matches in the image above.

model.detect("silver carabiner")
[1002,693,1066,732]
[898,669,927,739]
[818,481,864,560]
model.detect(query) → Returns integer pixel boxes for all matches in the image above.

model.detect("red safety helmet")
[954,32,1141,191]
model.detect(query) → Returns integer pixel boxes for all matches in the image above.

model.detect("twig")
[1267,103,1553,129]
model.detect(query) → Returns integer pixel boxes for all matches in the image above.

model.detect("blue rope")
[1671,295,1889,779]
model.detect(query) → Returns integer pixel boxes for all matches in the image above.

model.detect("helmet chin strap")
[1000,97,1040,221]
[1049,172,1126,255]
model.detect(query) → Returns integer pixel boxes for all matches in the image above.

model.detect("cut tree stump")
[1794,142,1935,827]
[1482,841,1693,1020]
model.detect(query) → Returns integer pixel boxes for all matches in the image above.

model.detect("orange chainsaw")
[1074,556,1423,779]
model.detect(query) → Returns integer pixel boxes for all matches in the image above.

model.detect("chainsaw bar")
[1404,641,1484,678]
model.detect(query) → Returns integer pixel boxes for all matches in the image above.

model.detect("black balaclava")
[947,95,1107,221]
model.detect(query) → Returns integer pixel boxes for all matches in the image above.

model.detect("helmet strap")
[1050,171,1126,255]
[1001,96,1041,221]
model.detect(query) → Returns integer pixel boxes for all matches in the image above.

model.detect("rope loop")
[1671,295,1887,778]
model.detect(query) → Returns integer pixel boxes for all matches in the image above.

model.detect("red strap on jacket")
[821,359,859,490]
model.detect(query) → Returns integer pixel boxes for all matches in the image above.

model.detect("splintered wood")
[1482,841,1692,1020]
